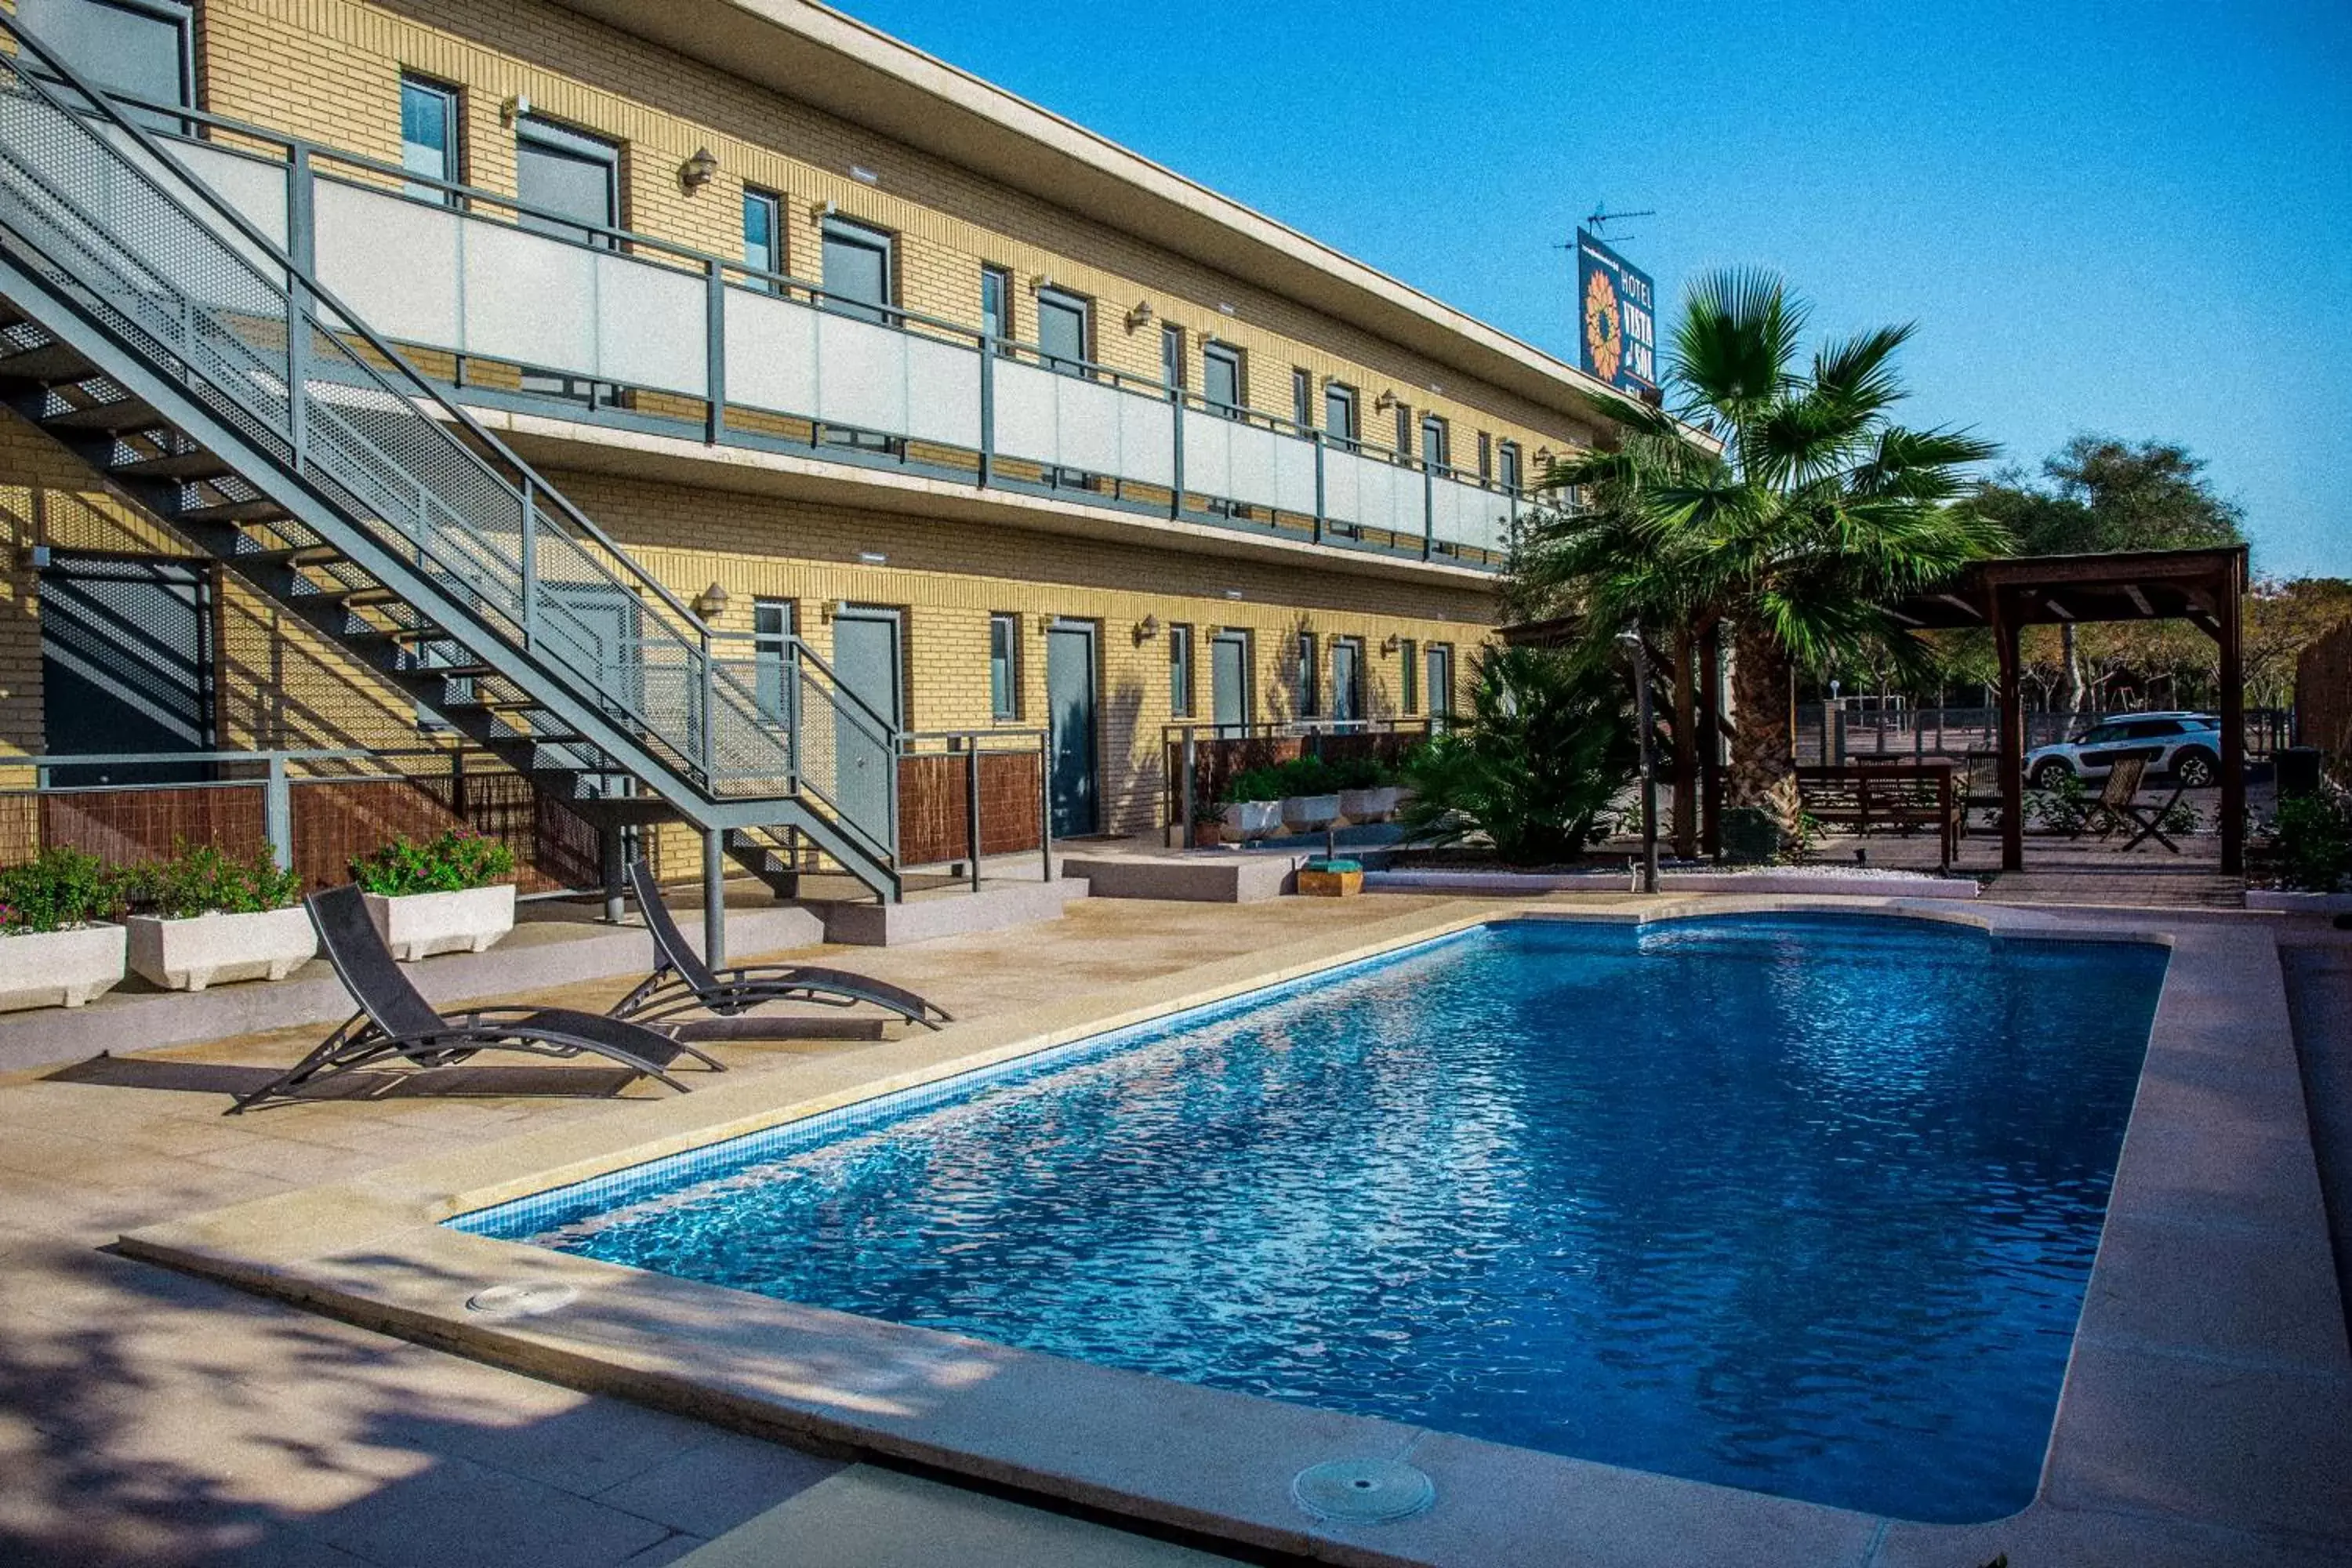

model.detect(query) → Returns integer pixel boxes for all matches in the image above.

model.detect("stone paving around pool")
[2,886,2347,1566]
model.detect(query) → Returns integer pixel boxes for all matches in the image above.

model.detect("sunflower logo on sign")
[1584,267,1623,384]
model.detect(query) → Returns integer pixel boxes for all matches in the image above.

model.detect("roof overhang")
[1893,546,2250,634]
[545,0,1668,440]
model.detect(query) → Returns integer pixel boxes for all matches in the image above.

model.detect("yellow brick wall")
[191,0,1595,467]
[0,409,448,775]
[555,468,1489,838]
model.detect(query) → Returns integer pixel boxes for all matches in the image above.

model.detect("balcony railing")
[97,93,1530,571]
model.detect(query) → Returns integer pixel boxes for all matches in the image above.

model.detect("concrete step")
[804,876,1088,946]
[1056,852,1303,903]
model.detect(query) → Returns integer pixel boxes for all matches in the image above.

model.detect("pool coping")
[117,895,2352,1567]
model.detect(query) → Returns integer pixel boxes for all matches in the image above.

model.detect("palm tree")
[1517,270,2009,830]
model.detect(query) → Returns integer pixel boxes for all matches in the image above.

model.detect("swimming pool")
[457,913,2168,1523]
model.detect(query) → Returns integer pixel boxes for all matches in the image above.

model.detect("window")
[821,216,895,324]
[1476,431,1493,482]
[399,75,460,202]
[1325,383,1357,447]
[1169,622,1194,718]
[515,115,619,247]
[753,598,794,721]
[989,612,1019,720]
[1499,440,1522,493]
[1203,342,1243,414]
[1160,323,1185,390]
[980,264,1013,349]
[1400,638,1420,713]
[1427,643,1455,728]
[1394,402,1413,454]
[1036,287,1090,376]
[1291,368,1313,430]
[1298,631,1319,717]
[1421,415,1450,472]
[1330,637,1363,723]
[20,0,191,130]
[740,187,782,286]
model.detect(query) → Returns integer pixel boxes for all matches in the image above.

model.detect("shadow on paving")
[0,1238,844,1566]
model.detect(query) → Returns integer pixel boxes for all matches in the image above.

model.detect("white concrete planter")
[0,924,126,1011]
[1338,786,1401,823]
[2245,887,2352,914]
[125,907,316,992]
[1221,800,1282,840]
[1281,793,1342,832]
[364,884,515,962]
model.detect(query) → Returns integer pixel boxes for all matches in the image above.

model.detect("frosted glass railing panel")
[314,182,459,344]
[1181,409,1287,511]
[994,362,1174,488]
[1328,447,1418,538]
[811,310,903,436]
[594,251,705,396]
[723,286,818,416]
[903,335,981,449]
[1434,477,1509,554]
[172,140,287,251]
[462,220,594,376]
[1274,432,1318,515]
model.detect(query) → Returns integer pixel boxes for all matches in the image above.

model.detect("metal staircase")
[0,20,902,906]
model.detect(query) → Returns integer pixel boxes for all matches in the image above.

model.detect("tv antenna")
[1579,204,1656,242]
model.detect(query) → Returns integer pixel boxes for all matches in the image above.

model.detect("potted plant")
[1334,755,1401,824]
[1275,755,1342,833]
[123,843,312,992]
[1219,767,1285,841]
[350,829,517,961]
[0,847,127,1011]
[1190,811,1225,849]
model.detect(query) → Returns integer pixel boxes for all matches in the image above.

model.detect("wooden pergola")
[1888,546,2250,873]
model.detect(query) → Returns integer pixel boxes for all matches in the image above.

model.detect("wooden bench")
[1794,761,1959,870]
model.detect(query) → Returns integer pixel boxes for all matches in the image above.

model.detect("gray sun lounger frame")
[609,859,950,1032]
[229,884,722,1113]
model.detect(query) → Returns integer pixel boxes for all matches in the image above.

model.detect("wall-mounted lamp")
[811,198,837,221]
[499,93,532,125]
[822,598,851,623]
[1216,302,1236,316]
[1123,299,1154,332]
[1534,446,1555,468]
[1374,389,1398,412]
[1029,273,1055,292]
[1427,383,1442,395]
[856,550,887,565]
[1133,614,1162,644]
[848,164,880,185]
[1381,633,1401,655]
[691,581,729,619]
[1223,588,1244,601]
[678,147,719,192]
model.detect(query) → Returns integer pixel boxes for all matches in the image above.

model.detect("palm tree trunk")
[1727,616,1801,831]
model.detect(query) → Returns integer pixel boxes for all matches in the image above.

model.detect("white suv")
[2025,712,2223,789]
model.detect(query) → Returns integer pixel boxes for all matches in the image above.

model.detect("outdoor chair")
[2092,756,2188,855]
[228,884,722,1113]
[608,859,951,1033]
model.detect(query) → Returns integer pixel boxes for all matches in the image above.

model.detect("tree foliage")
[1396,645,1638,866]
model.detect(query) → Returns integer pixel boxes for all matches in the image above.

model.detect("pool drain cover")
[464,1282,579,1319]
[1291,1458,1435,1523]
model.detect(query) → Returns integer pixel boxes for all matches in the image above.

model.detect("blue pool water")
[460,914,2167,1523]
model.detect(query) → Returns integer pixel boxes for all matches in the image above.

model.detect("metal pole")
[1181,724,1198,849]
[702,828,727,969]
[704,259,727,445]
[601,828,626,924]
[1038,730,1054,883]
[978,330,995,490]
[964,735,982,893]
[1620,632,1659,894]
[263,753,292,873]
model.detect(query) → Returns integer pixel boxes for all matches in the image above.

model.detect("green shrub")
[0,848,126,935]
[1329,754,1390,790]
[1222,767,1288,805]
[125,842,303,920]
[2273,792,2352,893]
[1719,806,1784,865]
[1395,645,1636,865]
[350,829,517,896]
[1272,755,1339,797]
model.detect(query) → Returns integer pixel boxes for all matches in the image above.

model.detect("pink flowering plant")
[350,829,516,896]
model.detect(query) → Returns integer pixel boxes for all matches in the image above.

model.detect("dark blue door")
[1047,622,1098,837]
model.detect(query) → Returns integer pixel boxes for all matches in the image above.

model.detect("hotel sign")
[1577,229,1657,395]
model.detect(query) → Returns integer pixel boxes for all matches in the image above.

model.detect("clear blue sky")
[848,0,2352,579]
